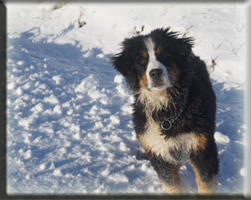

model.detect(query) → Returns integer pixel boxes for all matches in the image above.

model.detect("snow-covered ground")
[6,1,248,195]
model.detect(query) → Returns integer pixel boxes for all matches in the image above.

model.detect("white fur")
[144,37,171,91]
[138,88,169,118]
[141,119,199,163]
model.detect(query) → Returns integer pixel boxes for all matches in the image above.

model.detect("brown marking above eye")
[156,46,162,55]
[140,50,147,58]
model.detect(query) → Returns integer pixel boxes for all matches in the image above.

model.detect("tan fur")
[194,133,207,152]
[167,64,180,84]
[138,73,148,88]
[190,161,218,194]
[160,163,182,194]
[140,50,148,58]
[161,180,182,194]
[156,46,162,55]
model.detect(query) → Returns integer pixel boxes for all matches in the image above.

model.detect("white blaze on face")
[144,37,171,91]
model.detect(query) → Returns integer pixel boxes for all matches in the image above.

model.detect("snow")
[6,1,248,195]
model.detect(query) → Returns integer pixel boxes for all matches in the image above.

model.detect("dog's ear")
[172,37,196,73]
[110,47,139,91]
[173,37,194,58]
[110,51,130,78]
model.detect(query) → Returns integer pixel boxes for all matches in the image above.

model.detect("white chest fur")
[138,120,200,163]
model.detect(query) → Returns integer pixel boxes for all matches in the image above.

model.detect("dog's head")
[111,28,195,93]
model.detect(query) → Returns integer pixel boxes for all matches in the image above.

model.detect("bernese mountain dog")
[111,28,219,194]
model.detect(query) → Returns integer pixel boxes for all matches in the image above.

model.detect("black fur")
[111,28,219,193]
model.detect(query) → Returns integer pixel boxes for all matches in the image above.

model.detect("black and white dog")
[111,28,219,194]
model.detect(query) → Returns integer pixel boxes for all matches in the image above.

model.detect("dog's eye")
[138,58,147,65]
[160,52,170,59]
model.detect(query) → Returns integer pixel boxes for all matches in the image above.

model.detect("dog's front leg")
[149,154,182,194]
[190,143,219,194]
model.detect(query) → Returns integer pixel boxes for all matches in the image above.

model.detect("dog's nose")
[149,69,163,81]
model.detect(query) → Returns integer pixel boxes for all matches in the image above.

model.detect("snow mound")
[214,131,230,144]
[108,173,129,183]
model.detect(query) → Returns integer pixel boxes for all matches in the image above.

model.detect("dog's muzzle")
[149,69,164,87]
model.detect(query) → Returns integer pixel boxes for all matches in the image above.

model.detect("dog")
[110,28,219,194]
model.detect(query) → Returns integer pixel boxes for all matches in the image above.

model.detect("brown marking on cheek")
[190,161,218,194]
[140,50,147,58]
[167,64,181,83]
[138,73,148,88]
[173,64,181,78]
[156,46,162,55]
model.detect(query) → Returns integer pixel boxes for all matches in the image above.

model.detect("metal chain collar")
[160,89,189,131]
